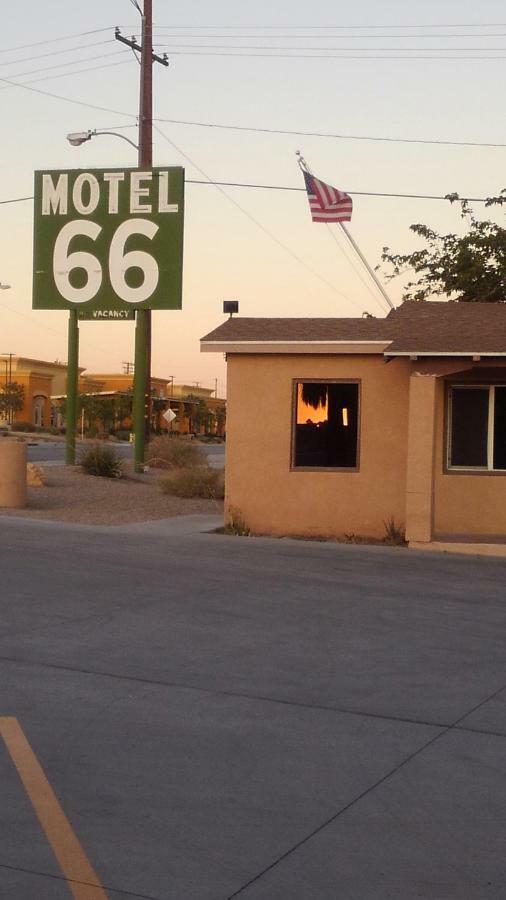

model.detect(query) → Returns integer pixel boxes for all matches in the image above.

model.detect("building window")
[448,385,506,471]
[293,381,359,469]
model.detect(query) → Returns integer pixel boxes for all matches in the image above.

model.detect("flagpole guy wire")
[296,151,395,312]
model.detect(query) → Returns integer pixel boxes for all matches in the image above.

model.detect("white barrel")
[0,441,27,508]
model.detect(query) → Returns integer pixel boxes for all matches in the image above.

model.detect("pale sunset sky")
[1,0,505,395]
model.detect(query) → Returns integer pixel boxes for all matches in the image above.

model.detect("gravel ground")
[0,465,224,526]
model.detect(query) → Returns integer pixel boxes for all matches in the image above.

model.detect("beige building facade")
[202,301,506,549]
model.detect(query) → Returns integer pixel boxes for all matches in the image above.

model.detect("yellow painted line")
[0,717,108,900]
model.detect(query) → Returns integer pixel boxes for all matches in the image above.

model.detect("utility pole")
[116,7,168,471]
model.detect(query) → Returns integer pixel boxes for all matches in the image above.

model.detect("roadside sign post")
[65,310,79,465]
[32,165,184,466]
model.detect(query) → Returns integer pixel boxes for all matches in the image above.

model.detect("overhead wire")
[153,124,384,314]
[0,72,136,119]
[2,58,134,89]
[154,116,506,149]
[0,39,117,68]
[0,50,130,85]
[0,28,114,55]
[151,30,506,39]
[158,49,506,59]
[147,22,506,29]
[152,42,506,51]
[0,41,503,151]
[0,181,496,206]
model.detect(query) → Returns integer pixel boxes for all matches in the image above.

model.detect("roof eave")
[201,340,391,355]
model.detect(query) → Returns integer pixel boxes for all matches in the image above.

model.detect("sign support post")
[65,310,79,465]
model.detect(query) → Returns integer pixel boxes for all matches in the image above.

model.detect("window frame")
[446,383,506,474]
[290,377,361,473]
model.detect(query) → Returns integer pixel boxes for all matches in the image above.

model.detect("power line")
[0,181,496,207]
[0,72,136,119]
[153,42,506,51]
[0,51,502,149]
[148,22,506,29]
[152,31,506,39]
[185,180,495,203]
[0,58,133,92]
[19,59,133,87]
[0,50,129,85]
[0,39,117,68]
[0,28,113,55]
[162,49,506,59]
[155,116,506,149]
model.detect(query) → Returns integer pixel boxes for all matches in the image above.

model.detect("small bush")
[12,421,36,432]
[79,443,124,478]
[147,435,206,469]
[383,517,406,545]
[224,509,250,536]
[160,466,224,499]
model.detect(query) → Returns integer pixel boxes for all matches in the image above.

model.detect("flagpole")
[296,151,395,312]
[339,223,394,311]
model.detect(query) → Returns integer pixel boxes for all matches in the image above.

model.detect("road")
[0,517,505,899]
[27,440,225,468]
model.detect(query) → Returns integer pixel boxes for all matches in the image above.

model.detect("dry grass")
[146,436,207,470]
[160,466,224,500]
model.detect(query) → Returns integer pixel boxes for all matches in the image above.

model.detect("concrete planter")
[0,441,27,508]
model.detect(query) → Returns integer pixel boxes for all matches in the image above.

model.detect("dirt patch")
[0,465,223,526]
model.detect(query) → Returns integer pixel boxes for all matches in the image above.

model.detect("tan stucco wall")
[433,379,506,537]
[225,354,412,539]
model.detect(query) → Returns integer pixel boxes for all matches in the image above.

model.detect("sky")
[1,0,506,396]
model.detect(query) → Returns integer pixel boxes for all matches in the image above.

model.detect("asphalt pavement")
[27,440,225,468]
[0,516,505,899]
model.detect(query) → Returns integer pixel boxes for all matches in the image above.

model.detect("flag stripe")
[303,171,353,223]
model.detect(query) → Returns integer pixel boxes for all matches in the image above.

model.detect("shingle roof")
[201,316,391,342]
[385,301,506,353]
[201,301,506,355]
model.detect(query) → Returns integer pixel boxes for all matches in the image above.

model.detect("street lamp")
[66,129,139,151]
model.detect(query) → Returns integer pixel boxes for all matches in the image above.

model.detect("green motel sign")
[33,166,184,311]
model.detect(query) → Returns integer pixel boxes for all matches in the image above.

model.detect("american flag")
[302,170,353,223]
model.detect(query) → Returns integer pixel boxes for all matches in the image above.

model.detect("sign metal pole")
[65,310,79,465]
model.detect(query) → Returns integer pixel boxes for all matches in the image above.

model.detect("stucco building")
[202,301,506,551]
[0,356,71,427]
[1,356,225,436]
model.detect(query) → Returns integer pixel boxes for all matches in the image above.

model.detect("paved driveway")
[0,517,505,899]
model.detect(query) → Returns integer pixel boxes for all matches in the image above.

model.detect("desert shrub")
[383,517,406,545]
[12,421,36,432]
[160,466,224,499]
[79,443,124,478]
[147,435,206,469]
[223,509,250,536]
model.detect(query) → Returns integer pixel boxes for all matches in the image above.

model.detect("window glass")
[294,382,358,468]
[450,388,488,467]
[493,387,506,470]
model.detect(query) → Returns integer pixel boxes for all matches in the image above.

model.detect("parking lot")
[0,515,505,899]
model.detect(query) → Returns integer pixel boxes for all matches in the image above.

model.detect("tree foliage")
[186,394,211,433]
[0,381,25,420]
[380,190,506,303]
